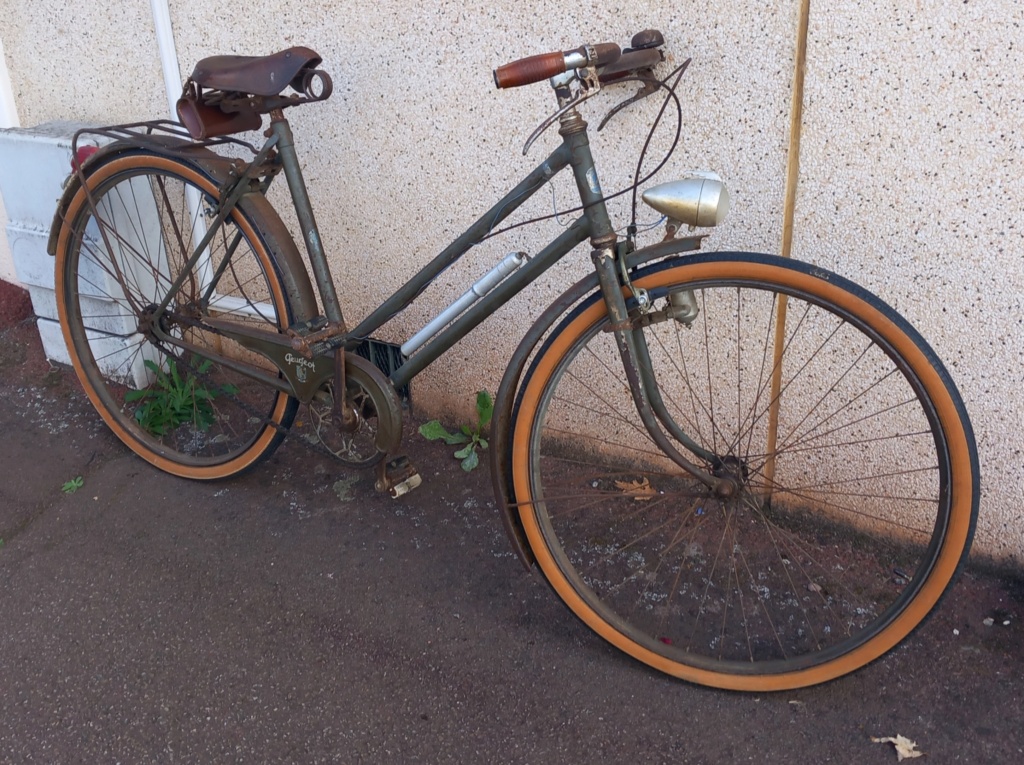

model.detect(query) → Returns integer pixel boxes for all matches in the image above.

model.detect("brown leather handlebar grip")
[493,51,566,89]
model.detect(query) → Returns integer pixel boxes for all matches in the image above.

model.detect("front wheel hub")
[711,454,749,497]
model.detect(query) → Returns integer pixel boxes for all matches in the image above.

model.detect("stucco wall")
[159,0,798,404]
[0,1,1021,563]
[794,1,1024,562]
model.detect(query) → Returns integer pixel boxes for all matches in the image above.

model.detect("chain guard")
[300,353,403,467]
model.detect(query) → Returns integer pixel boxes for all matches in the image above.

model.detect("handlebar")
[493,30,665,89]
[493,42,621,89]
[597,47,664,83]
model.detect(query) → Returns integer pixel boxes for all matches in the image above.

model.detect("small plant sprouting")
[62,476,84,494]
[125,357,238,437]
[419,390,493,472]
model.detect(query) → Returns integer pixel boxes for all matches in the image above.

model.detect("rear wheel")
[55,151,299,479]
[511,253,978,690]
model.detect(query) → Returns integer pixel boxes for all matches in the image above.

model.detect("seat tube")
[269,111,344,325]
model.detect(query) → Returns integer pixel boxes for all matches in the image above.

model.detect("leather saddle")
[176,46,324,140]
[190,46,322,97]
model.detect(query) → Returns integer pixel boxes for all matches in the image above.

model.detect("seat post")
[269,109,345,327]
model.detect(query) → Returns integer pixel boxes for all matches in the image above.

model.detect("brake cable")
[478,60,690,242]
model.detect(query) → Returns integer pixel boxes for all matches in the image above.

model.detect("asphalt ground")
[1,286,1023,764]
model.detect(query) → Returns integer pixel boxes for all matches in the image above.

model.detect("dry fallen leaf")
[871,734,923,761]
[614,477,657,500]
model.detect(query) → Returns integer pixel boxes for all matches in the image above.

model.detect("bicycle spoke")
[516,255,974,688]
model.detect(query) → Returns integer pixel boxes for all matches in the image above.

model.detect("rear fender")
[47,137,318,324]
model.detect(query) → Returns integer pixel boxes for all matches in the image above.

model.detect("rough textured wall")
[795,1,1024,563]
[164,0,798,416]
[0,2,166,125]
[0,0,798,416]
[0,2,163,283]
[2,2,1020,561]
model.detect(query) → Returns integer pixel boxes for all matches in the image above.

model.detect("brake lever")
[597,70,660,132]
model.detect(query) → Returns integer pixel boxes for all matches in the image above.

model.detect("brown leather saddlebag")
[176,95,261,140]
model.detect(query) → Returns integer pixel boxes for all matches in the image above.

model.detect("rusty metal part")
[203,317,333,403]
[597,75,660,131]
[375,456,423,498]
[554,101,588,136]
[602,317,639,332]
[300,351,400,468]
[285,320,349,359]
[343,353,403,457]
[662,220,682,241]
[598,48,663,83]
[332,348,358,431]
[214,74,333,115]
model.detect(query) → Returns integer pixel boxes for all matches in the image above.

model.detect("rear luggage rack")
[70,120,263,166]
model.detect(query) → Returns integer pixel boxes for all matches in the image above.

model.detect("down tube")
[390,218,591,389]
[345,143,574,343]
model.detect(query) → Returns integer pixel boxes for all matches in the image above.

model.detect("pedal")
[375,455,422,499]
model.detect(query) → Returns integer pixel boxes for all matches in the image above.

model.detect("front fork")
[558,106,727,495]
[590,244,732,496]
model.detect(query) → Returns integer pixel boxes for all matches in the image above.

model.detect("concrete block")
[35,316,69,365]
[7,222,53,291]
[0,121,93,228]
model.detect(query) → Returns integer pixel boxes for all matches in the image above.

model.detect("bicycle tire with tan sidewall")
[510,253,978,691]
[55,150,301,480]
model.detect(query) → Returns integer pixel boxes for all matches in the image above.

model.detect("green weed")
[419,390,493,472]
[62,476,84,494]
[125,357,237,436]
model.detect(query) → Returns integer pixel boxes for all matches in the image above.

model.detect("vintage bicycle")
[48,30,979,691]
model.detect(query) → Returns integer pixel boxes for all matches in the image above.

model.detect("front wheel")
[510,253,978,690]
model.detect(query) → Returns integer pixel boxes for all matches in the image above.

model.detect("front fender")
[489,235,705,569]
